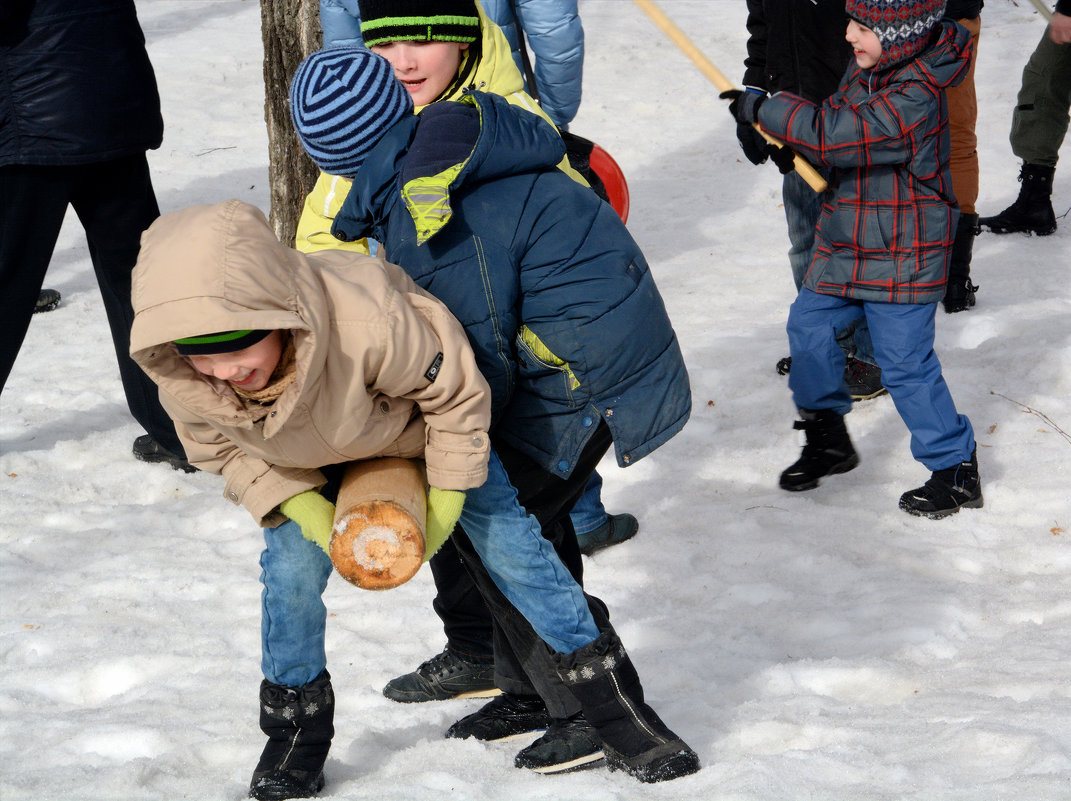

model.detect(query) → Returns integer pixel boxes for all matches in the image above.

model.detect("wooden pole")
[330,458,427,590]
[1027,0,1053,21]
[632,0,828,193]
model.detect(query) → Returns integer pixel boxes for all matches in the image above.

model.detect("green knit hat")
[174,330,271,356]
[357,0,480,47]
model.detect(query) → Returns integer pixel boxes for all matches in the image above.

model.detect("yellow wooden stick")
[1027,0,1053,21]
[632,0,828,193]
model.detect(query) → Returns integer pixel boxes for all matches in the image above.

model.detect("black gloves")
[721,88,767,125]
[735,122,769,165]
[725,88,797,175]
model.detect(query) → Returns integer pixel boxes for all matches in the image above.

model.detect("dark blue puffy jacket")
[0,0,162,167]
[332,91,690,478]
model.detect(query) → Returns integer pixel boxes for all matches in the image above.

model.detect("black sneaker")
[34,288,61,314]
[446,694,551,742]
[132,434,197,473]
[576,513,638,557]
[514,713,604,773]
[844,358,887,401]
[899,450,983,519]
[382,648,498,703]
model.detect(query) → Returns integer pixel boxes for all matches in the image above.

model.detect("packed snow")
[2,1,1069,799]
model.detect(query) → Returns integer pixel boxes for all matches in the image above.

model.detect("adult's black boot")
[779,408,859,491]
[978,163,1057,235]
[554,629,700,783]
[942,213,980,313]
[249,670,334,800]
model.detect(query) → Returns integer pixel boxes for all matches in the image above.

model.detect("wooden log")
[330,458,427,591]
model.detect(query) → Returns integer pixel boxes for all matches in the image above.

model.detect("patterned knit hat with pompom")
[845,0,948,70]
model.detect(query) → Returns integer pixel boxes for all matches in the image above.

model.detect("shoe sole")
[780,453,860,492]
[979,225,1056,236]
[454,725,548,743]
[850,388,888,402]
[522,750,606,774]
[132,451,198,473]
[899,495,984,519]
[579,529,638,557]
[384,685,501,703]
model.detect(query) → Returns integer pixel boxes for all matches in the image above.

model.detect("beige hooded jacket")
[130,200,490,526]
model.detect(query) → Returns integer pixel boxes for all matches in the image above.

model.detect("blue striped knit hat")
[289,47,413,177]
[846,0,947,69]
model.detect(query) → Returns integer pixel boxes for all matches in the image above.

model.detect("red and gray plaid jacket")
[758,21,973,304]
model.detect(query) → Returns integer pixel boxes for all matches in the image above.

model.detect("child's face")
[846,19,882,69]
[187,330,285,392]
[369,40,469,106]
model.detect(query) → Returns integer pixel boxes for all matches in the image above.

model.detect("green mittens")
[425,487,465,562]
[279,490,336,554]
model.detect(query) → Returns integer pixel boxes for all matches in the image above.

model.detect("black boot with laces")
[899,449,983,519]
[779,408,859,491]
[978,164,1057,235]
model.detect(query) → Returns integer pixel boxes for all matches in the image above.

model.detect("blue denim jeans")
[568,471,607,536]
[259,520,333,687]
[787,288,975,469]
[783,171,875,365]
[459,449,600,654]
[259,448,600,686]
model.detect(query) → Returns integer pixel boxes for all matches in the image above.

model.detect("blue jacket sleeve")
[486,0,583,129]
[320,0,365,49]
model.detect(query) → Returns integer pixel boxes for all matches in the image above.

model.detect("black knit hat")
[357,0,480,47]
[174,330,271,356]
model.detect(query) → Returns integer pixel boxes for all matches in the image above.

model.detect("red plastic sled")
[589,143,630,224]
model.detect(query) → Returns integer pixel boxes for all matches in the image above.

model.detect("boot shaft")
[554,630,700,782]
[1018,163,1055,201]
[256,670,334,774]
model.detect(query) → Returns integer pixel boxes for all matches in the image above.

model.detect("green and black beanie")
[174,330,271,356]
[357,0,480,48]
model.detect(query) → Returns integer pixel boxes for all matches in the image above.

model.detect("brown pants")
[948,16,981,215]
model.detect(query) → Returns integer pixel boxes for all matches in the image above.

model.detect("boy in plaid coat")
[727,0,983,518]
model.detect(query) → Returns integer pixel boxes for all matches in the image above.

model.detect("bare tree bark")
[260,0,321,246]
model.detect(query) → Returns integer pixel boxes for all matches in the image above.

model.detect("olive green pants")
[1010,30,1071,168]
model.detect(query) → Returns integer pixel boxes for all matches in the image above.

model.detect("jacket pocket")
[515,326,579,405]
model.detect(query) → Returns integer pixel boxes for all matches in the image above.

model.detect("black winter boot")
[899,449,983,519]
[249,671,334,800]
[943,213,980,313]
[555,630,700,783]
[779,409,859,491]
[978,164,1057,235]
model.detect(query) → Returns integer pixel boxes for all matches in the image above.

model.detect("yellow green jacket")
[294,1,583,254]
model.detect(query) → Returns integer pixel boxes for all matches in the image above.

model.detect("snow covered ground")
[2,1,1069,799]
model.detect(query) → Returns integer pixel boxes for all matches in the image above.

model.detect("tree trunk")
[260,0,321,247]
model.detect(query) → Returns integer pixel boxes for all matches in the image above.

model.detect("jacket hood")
[338,91,564,246]
[131,201,330,427]
[132,201,323,347]
[868,20,972,92]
